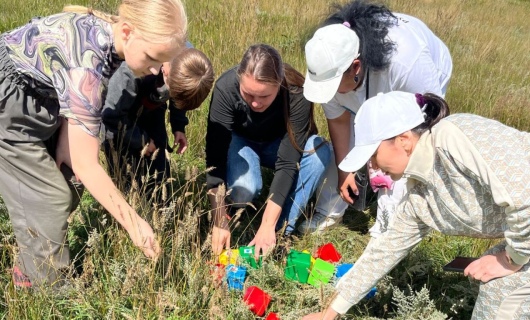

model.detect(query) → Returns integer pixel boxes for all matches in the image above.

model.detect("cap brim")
[338,142,381,173]
[303,71,342,104]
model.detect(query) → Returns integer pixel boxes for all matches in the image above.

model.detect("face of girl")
[123,33,178,78]
[239,74,280,113]
[370,137,410,181]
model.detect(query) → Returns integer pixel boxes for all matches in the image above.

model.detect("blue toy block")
[365,287,377,299]
[226,264,246,291]
[335,263,354,279]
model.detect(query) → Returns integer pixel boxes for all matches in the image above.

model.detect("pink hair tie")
[343,21,351,28]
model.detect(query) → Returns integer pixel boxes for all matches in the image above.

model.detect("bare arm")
[66,121,160,258]
[208,187,232,255]
[327,112,358,203]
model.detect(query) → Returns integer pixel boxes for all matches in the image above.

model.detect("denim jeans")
[227,133,331,234]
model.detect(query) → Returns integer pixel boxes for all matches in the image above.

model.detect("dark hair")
[412,93,450,134]
[323,0,397,72]
[237,44,318,152]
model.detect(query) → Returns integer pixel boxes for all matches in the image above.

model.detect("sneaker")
[12,266,32,288]
[298,212,343,233]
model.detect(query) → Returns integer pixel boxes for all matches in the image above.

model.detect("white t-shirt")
[322,13,453,120]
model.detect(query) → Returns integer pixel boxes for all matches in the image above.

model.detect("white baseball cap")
[303,23,360,104]
[338,91,425,173]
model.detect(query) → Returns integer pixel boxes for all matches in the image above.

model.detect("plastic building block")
[302,249,316,269]
[226,264,246,291]
[239,246,262,268]
[365,287,377,299]
[265,312,280,320]
[316,243,342,263]
[243,286,271,316]
[219,249,240,266]
[308,258,335,287]
[211,263,226,285]
[335,263,354,279]
[284,250,311,283]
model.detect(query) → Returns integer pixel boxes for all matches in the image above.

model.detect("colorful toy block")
[307,258,335,287]
[302,249,316,269]
[226,264,246,291]
[239,246,262,268]
[316,243,342,263]
[243,286,271,316]
[365,287,377,299]
[284,250,311,283]
[219,249,239,266]
[265,312,280,320]
[335,263,354,279]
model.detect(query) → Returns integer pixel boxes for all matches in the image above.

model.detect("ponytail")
[412,93,450,134]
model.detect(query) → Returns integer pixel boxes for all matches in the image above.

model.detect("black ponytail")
[412,93,450,134]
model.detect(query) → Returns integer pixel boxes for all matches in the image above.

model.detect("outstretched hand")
[173,131,188,154]
[212,225,231,255]
[338,171,357,204]
[464,251,523,282]
[128,218,161,259]
[248,225,276,260]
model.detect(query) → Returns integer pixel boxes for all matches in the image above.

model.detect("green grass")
[1,0,529,319]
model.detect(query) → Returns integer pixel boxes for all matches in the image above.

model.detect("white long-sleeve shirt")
[331,113,530,313]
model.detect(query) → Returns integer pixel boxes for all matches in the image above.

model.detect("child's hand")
[128,218,161,259]
[173,131,188,154]
[142,139,158,157]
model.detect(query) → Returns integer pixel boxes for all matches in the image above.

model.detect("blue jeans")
[227,134,331,234]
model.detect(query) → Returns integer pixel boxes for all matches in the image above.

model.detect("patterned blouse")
[331,113,530,313]
[2,12,122,137]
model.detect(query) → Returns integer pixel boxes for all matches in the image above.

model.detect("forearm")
[77,164,141,234]
[261,200,282,229]
[208,188,230,229]
[327,114,351,166]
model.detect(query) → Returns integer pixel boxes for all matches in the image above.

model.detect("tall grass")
[0,0,529,319]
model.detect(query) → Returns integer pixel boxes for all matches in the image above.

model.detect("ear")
[118,21,134,42]
[397,131,415,155]
[351,59,362,76]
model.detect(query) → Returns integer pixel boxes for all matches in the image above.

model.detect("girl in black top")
[206,44,331,257]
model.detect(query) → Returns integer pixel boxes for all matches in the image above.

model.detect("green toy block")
[307,258,335,287]
[239,246,262,268]
[284,250,311,283]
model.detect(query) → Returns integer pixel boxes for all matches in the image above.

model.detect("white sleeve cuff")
[506,244,530,266]
[330,293,354,315]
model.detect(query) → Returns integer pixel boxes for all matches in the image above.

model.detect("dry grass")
[0,0,529,319]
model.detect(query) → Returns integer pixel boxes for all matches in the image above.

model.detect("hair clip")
[343,21,351,28]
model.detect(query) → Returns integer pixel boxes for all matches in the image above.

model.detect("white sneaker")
[298,212,343,233]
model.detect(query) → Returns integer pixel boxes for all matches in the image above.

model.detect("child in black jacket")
[103,47,214,205]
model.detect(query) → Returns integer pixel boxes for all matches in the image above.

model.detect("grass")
[1,0,529,319]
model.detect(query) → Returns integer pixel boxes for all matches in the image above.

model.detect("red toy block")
[316,243,342,263]
[266,312,280,320]
[243,286,271,316]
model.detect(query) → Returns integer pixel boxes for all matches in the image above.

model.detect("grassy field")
[1,0,529,319]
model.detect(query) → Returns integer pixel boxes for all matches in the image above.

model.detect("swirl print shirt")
[2,12,122,137]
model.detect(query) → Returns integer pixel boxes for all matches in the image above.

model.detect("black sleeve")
[102,62,149,150]
[142,107,168,150]
[205,79,235,190]
[168,100,189,134]
[268,89,312,207]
